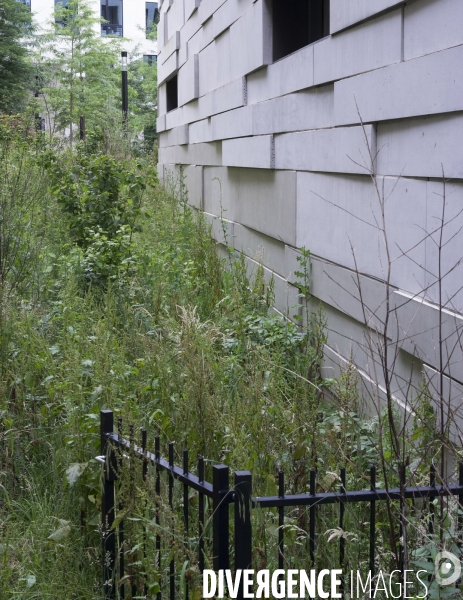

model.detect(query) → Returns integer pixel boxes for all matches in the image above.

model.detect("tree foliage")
[0,0,33,112]
[37,0,122,144]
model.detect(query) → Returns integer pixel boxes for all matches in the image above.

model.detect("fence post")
[213,464,230,571]
[101,410,117,599]
[235,471,252,600]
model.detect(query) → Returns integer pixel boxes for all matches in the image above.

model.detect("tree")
[0,0,34,113]
[37,0,122,145]
[128,55,158,151]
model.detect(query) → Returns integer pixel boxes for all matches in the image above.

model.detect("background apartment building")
[23,0,159,58]
[156,0,463,428]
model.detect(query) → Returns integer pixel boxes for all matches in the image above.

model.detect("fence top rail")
[103,427,463,509]
[254,484,463,508]
[105,432,214,497]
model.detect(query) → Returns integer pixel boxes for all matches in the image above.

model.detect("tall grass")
[0,128,449,598]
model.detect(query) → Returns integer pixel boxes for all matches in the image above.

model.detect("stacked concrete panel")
[157,0,463,413]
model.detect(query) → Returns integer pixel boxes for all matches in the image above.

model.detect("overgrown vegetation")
[0,113,460,599]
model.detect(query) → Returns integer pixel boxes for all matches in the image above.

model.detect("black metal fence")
[99,409,463,599]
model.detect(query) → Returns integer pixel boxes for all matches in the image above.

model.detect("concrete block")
[296,173,428,295]
[203,167,297,244]
[247,43,314,105]
[187,12,216,57]
[161,31,180,64]
[404,0,463,61]
[233,224,287,277]
[195,76,247,122]
[183,165,204,209]
[314,10,402,85]
[253,86,334,135]
[212,0,254,39]
[157,114,167,133]
[166,0,185,40]
[157,163,164,180]
[335,45,463,126]
[274,125,376,175]
[158,50,179,85]
[185,0,201,21]
[204,211,235,246]
[222,135,274,169]
[165,106,185,130]
[330,0,403,33]
[199,30,232,96]
[212,106,253,140]
[199,0,227,25]
[203,167,239,220]
[425,181,463,315]
[424,365,463,444]
[158,82,167,116]
[392,291,463,384]
[178,55,199,106]
[233,168,297,244]
[189,118,213,144]
[323,343,421,418]
[377,113,463,179]
[180,3,203,46]
[158,124,189,147]
[229,0,272,81]
[285,247,387,330]
[159,142,223,166]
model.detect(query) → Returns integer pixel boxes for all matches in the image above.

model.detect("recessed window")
[143,55,157,65]
[54,0,69,25]
[166,75,178,113]
[101,0,123,37]
[272,0,330,62]
[146,2,160,37]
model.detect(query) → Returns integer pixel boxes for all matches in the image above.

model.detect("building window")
[143,55,157,65]
[18,0,31,8]
[54,0,69,25]
[101,0,123,37]
[272,0,330,62]
[146,2,160,37]
[166,75,178,112]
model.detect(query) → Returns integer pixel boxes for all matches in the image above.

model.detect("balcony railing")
[101,23,123,37]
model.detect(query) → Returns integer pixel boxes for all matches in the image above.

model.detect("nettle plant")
[41,145,157,289]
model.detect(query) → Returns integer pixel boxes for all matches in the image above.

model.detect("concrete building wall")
[157,0,463,414]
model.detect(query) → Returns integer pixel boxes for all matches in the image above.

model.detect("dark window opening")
[18,0,31,8]
[101,0,123,37]
[166,75,178,113]
[146,2,160,37]
[55,0,70,25]
[272,0,330,62]
[143,55,157,65]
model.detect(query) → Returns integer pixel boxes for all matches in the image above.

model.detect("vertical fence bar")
[339,468,346,598]
[198,456,205,573]
[118,418,125,600]
[142,429,147,598]
[212,464,230,571]
[429,464,436,536]
[155,436,161,600]
[235,471,252,600]
[101,410,117,600]
[369,465,376,583]
[458,463,463,558]
[169,442,175,600]
[129,424,136,599]
[278,470,284,570]
[309,469,316,565]
[398,463,406,579]
[183,449,189,600]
